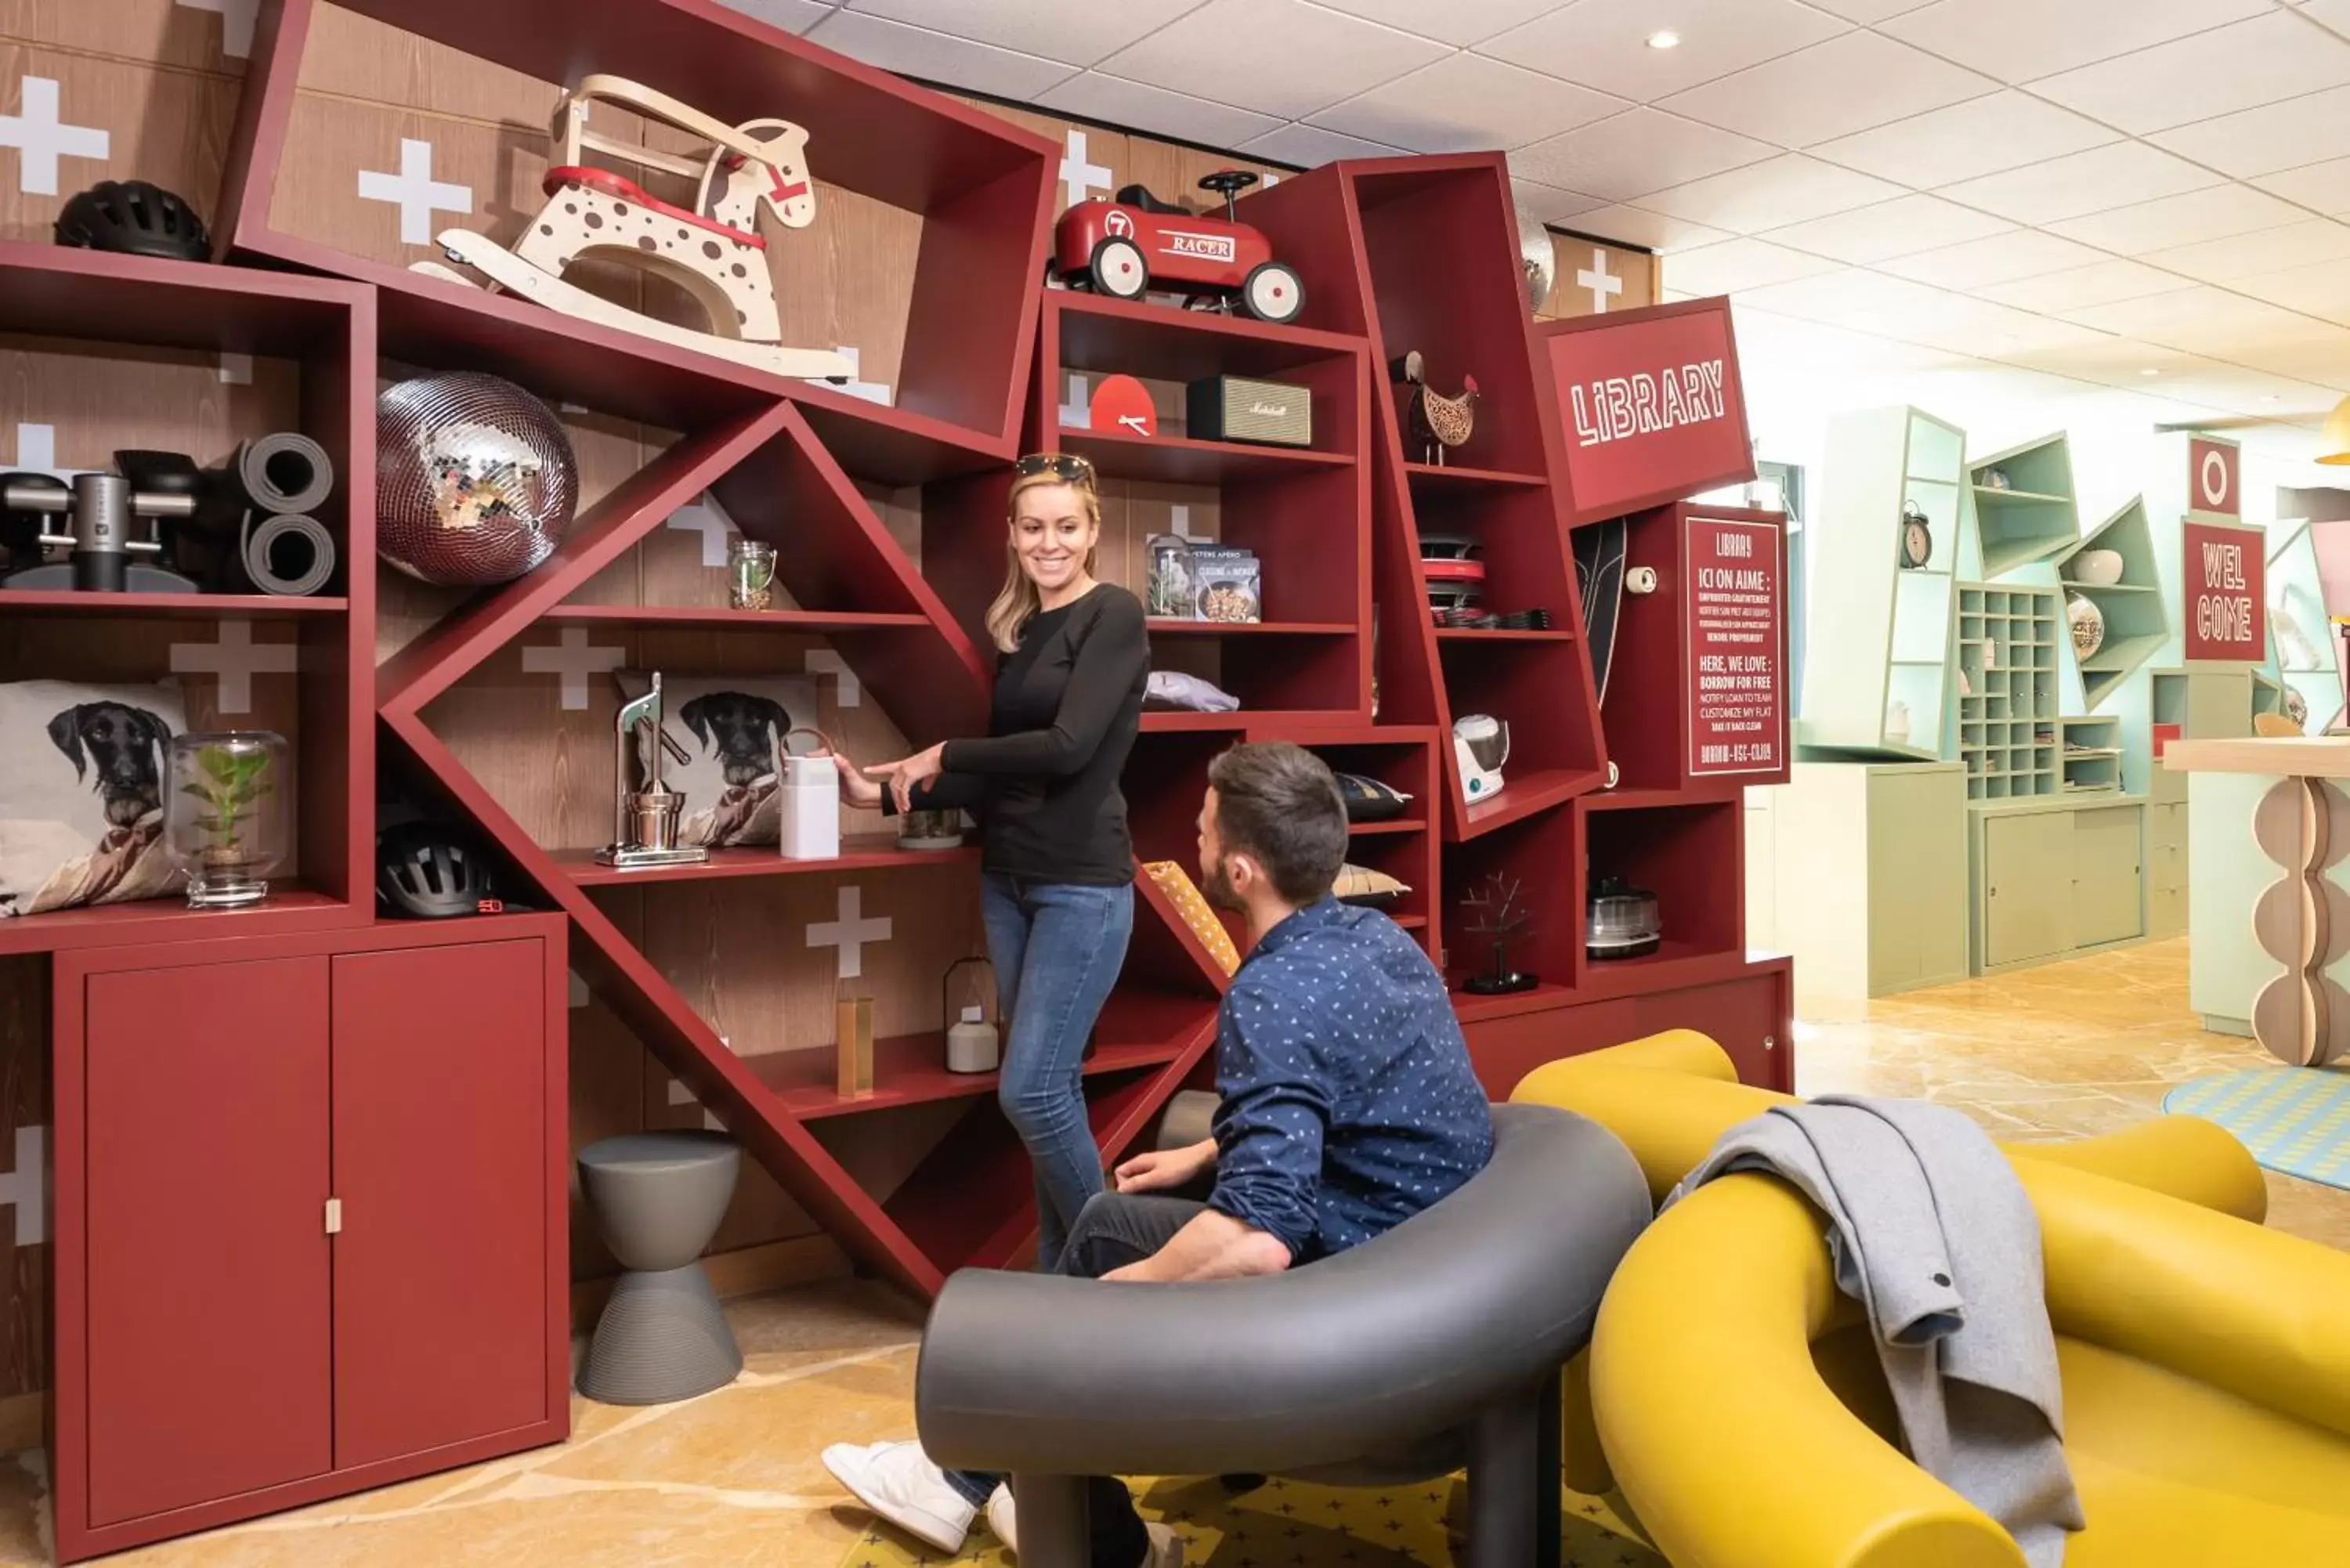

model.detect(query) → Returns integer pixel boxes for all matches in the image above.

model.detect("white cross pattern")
[1170,504,1198,540]
[666,492,738,568]
[830,345,893,406]
[357,138,473,247]
[176,0,260,56]
[804,647,859,708]
[521,627,626,710]
[1577,247,1624,314]
[807,884,891,980]
[0,77,108,198]
[667,1076,723,1132]
[1059,129,1113,211]
[217,353,254,385]
[0,1126,42,1248]
[170,619,298,714]
[1058,374,1090,430]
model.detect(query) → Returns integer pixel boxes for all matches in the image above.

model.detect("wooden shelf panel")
[1350,818,1428,836]
[754,1033,1188,1121]
[0,240,364,353]
[0,591,347,619]
[0,884,351,959]
[542,605,931,631]
[1061,428,1352,484]
[1051,291,1365,382]
[1461,767,1601,837]
[1433,627,1574,642]
[556,837,978,887]
[1146,619,1354,637]
[1404,461,1546,494]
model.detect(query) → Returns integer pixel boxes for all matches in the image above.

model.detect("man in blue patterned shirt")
[825,742,1493,1567]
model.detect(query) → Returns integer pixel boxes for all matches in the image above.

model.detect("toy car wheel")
[1090,237,1148,300]
[1242,261,1304,323]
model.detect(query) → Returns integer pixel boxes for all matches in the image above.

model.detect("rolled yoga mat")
[232,432,334,516]
[237,511,338,598]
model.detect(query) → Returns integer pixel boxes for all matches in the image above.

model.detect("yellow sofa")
[1512,1032,2350,1568]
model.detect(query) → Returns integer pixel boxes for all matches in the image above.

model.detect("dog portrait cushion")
[630,672,821,848]
[0,677,190,918]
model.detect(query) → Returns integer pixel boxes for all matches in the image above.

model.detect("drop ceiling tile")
[2137,219,2350,283]
[1879,0,2273,84]
[841,0,1197,64]
[1097,0,1445,120]
[2149,84,2350,178]
[1805,0,1936,20]
[1480,0,1849,102]
[2299,0,2350,42]
[1511,179,1610,225]
[1809,92,2118,188]
[2228,257,2350,326]
[1877,229,2110,288]
[2026,12,2350,135]
[804,10,1078,96]
[1238,123,1405,167]
[718,0,833,31]
[1975,258,2196,312]
[1306,0,1562,48]
[1737,267,1948,327]
[1759,195,2013,264]
[1311,52,1629,153]
[1636,155,1905,233]
[1567,204,1734,252]
[2060,284,2334,355]
[1035,74,1283,150]
[2253,154,2350,212]
[2225,331,2350,383]
[1509,109,1777,202]
[1993,335,2200,389]
[2051,184,2310,254]
[1936,143,2226,225]
[1658,32,1998,147]
[1663,238,1847,294]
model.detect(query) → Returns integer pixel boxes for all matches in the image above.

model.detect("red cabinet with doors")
[51,915,568,1563]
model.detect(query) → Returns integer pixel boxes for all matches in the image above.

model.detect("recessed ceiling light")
[2140,368,2160,377]
[1647,31,1682,50]
[2262,394,2281,403]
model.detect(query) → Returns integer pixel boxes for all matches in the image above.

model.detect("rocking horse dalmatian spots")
[414,75,855,384]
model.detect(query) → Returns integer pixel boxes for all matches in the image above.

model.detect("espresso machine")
[595,672,710,870]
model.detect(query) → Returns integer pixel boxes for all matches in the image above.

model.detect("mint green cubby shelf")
[2264,518,2343,734]
[1969,433,2083,579]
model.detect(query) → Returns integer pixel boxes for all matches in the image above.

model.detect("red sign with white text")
[2182,518,2265,663]
[1543,298,1753,527]
[1686,513,1785,777]
[2189,436,2241,516]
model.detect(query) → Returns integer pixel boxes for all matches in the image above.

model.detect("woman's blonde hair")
[985,460,1101,652]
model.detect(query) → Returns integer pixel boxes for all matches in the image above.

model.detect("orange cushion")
[1144,861,1239,977]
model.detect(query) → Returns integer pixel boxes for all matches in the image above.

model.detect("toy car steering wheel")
[1198,168,1259,219]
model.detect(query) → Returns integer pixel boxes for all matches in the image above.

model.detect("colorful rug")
[838,1474,1665,1567]
[2164,1068,2350,1190]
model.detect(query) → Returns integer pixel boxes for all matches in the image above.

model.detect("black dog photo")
[643,673,818,849]
[0,679,187,918]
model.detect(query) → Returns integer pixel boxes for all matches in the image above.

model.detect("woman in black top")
[843,453,1148,1270]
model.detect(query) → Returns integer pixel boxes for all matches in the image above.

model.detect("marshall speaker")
[1186,375,1313,448]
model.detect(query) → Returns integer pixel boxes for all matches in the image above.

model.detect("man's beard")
[1202,851,1245,913]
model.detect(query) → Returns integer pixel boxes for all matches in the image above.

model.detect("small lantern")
[944,956,1000,1075]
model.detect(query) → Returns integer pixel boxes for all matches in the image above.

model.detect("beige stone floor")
[5,937,2341,1566]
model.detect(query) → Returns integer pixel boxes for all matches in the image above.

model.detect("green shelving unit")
[1955,583,2060,800]
[1968,434,2082,579]
[2265,518,2344,734]
[2059,714,2122,793]
[2057,496,2169,710]
[1801,406,1962,760]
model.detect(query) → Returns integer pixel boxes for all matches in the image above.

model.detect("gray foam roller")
[577,1263,744,1406]
[578,1130,741,1272]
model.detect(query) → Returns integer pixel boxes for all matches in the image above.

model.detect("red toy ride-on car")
[1052,169,1305,325]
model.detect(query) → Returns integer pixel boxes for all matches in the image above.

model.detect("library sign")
[2182,518,2265,663]
[1686,513,1785,777]
[1543,297,1754,527]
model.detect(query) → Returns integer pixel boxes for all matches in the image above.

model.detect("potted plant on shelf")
[164,731,290,909]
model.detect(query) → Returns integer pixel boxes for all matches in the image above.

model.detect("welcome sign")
[1541,296,1754,527]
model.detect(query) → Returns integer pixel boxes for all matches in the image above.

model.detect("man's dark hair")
[1207,741,1348,905]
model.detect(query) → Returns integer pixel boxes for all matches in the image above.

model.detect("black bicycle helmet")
[376,821,497,919]
[54,180,211,261]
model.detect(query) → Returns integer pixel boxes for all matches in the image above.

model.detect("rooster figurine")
[1392,350,1480,466]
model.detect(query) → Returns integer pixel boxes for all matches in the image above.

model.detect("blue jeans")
[980,873,1133,1273]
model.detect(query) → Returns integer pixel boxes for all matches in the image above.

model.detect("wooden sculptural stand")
[2167,735,2350,1065]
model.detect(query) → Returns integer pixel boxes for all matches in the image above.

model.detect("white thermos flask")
[779,751,841,861]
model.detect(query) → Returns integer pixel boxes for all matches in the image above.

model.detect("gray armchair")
[916,1102,1650,1568]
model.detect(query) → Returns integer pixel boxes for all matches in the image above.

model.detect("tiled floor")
[9,937,2342,1566]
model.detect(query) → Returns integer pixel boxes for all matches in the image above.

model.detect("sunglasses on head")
[1013,453,1097,485]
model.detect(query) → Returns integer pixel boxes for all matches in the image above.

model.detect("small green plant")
[181,742,275,862]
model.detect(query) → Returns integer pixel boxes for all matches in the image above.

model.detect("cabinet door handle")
[325,1198,343,1236]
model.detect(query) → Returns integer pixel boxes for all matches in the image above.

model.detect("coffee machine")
[595,672,710,870]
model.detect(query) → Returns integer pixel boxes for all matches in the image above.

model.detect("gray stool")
[577,1130,744,1404]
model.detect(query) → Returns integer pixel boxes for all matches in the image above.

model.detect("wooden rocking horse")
[415,74,855,382]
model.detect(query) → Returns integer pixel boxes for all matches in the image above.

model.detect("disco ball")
[377,370,578,587]
[1517,204,1556,314]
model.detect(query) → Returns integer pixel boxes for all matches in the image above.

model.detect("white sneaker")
[982,1487,1180,1567]
[820,1440,976,1555]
